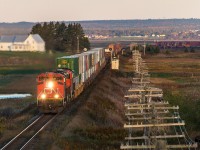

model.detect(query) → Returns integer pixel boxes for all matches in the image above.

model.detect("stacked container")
[56,55,79,76]
[56,48,105,90]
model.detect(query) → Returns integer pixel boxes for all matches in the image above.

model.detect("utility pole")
[77,36,79,53]
[144,40,146,56]
[121,49,197,150]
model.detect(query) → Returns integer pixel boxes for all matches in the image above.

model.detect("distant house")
[0,34,45,52]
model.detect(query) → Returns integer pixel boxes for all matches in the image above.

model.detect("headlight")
[47,81,54,88]
[54,94,59,99]
[41,94,46,99]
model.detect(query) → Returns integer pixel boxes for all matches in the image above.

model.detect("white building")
[0,34,45,52]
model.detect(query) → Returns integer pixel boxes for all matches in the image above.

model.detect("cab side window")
[66,74,70,79]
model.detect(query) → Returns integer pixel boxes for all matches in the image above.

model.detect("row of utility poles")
[120,49,197,149]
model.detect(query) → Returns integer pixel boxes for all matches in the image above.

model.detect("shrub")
[165,49,170,54]
[184,47,189,53]
[190,48,195,53]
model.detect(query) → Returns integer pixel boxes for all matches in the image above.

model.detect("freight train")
[155,40,200,48]
[105,43,122,58]
[36,48,106,113]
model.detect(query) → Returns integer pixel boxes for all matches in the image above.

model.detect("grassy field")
[144,51,200,137]
[0,51,64,74]
[1,49,200,148]
[0,51,70,146]
[0,51,70,93]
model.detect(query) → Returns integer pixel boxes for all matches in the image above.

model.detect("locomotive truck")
[36,48,106,113]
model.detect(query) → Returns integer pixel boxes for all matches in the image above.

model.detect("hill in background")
[1,19,200,40]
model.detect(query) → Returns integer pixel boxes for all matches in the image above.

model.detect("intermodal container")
[56,56,79,76]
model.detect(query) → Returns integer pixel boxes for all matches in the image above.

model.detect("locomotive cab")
[56,69,74,101]
[56,69,73,87]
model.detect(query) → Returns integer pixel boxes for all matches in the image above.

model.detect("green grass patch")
[0,76,14,86]
[0,51,64,58]
[150,72,174,78]
[170,77,186,84]
[0,51,70,75]
[164,90,200,131]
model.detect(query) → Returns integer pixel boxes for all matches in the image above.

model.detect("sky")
[0,0,200,22]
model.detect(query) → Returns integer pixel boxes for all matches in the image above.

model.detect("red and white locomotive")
[37,69,73,113]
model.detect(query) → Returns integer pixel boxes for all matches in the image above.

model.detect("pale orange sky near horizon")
[0,0,199,22]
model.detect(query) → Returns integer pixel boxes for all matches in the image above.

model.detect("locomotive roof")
[61,55,79,58]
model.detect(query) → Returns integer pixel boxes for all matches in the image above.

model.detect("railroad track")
[1,61,110,149]
[1,114,57,150]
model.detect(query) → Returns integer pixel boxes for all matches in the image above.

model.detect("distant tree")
[82,37,90,51]
[54,22,67,51]
[31,23,42,34]
[45,22,56,50]
[146,45,160,55]
[190,48,195,53]
[184,47,189,53]
[165,49,170,54]
[71,23,88,51]
[154,46,160,54]
[31,22,90,52]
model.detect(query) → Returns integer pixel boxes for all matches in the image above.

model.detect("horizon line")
[1,18,200,23]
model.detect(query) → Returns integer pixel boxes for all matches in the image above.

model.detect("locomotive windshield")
[65,73,70,79]
[38,76,63,82]
[38,76,49,81]
[53,76,63,81]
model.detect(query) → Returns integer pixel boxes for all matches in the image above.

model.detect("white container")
[83,55,86,72]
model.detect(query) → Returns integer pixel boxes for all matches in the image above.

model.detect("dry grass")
[145,51,200,138]
[115,51,200,139]
[0,113,36,147]
[150,77,175,84]
[0,99,38,146]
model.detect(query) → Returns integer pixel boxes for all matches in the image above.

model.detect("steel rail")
[1,115,43,150]
[20,114,58,150]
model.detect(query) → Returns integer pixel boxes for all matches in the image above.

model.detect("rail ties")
[1,114,57,150]
[1,59,109,150]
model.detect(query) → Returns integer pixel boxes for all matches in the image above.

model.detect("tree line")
[122,45,160,57]
[31,22,90,52]
[145,45,160,54]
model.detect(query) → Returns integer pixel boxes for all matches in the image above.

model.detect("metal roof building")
[0,34,45,52]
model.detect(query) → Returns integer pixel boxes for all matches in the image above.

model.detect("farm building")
[0,34,45,52]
